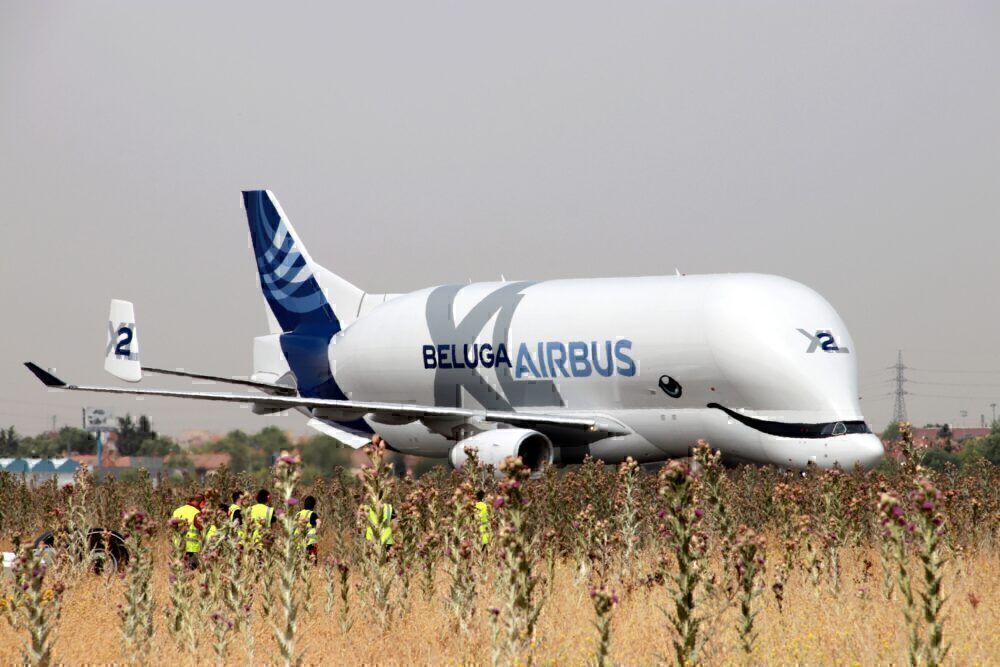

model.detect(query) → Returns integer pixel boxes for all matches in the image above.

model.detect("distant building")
[882,425,990,459]
[0,457,81,485]
[910,427,989,444]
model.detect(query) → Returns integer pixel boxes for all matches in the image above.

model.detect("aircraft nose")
[843,433,885,470]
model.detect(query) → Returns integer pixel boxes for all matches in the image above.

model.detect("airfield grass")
[0,539,996,665]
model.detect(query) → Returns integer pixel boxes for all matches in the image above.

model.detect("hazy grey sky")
[2,2,999,437]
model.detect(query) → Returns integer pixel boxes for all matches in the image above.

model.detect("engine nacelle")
[448,428,554,473]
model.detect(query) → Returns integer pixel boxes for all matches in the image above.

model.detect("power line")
[907,392,1000,400]
[908,379,1000,388]
[908,367,1000,375]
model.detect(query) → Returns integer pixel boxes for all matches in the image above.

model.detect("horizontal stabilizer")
[24,362,66,388]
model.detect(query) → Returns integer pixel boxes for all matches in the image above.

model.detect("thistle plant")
[335,559,353,634]
[442,478,478,633]
[258,529,280,620]
[165,516,195,646]
[359,436,396,624]
[495,456,543,662]
[217,528,252,637]
[590,587,618,667]
[820,469,847,595]
[210,609,235,666]
[411,481,442,602]
[732,526,766,655]
[898,423,924,470]
[799,514,824,591]
[63,465,93,573]
[879,491,920,664]
[911,477,950,666]
[118,511,156,665]
[658,459,707,666]
[694,441,738,606]
[322,556,337,614]
[393,487,420,611]
[616,457,642,581]
[693,442,734,542]
[272,451,304,667]
[10,540,65,667]
[573,502,597,583]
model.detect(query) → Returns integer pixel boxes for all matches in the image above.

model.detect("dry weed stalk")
[359,437,396,624]
[495,456,544,662]
[732,526,765,655]
[589,587,617,667]
[272,451,304,667]
[9,538,65,667]
[658,459,707,665]
[616,457,642,582]
[118,512,155,664]
[443,477,478,632]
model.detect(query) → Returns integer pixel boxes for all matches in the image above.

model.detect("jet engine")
[448,428,554,474]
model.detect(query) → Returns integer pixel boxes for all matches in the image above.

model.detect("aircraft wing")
[25,362,630,440]
[142,366,298,396]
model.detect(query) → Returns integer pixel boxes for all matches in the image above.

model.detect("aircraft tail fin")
[105,299,142,382]
[241,190,364,334]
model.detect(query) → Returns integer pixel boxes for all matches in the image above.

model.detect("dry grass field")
[0,437,996,665]
[0,545,996,665]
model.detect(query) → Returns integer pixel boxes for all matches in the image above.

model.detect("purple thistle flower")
[286,497,298,506]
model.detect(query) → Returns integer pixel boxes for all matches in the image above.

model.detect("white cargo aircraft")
[26,191,884,471]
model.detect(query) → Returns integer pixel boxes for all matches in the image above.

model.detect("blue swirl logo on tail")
[243,190,339,333]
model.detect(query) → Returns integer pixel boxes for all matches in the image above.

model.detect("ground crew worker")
[203,501,229,547]
[227,491,247,541]
[248,489,275,544]
[228,491,243,524]
[171,493,206,569]
[475,490,491,546]
[296,495,320,563]
[363,501,394,547]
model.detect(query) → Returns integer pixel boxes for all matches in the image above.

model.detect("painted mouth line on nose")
[707,403,871,439]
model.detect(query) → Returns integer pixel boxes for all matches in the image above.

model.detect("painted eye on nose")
[658,375,682,398]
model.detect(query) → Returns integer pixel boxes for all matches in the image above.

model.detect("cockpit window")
[708,403,871,439]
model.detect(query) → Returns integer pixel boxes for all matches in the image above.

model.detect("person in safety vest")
[228,491,244,524]
[296,495,320,563]
[227,491,247,541]
[171,493,206,569]
[203,501,229,547]
[475,490,491,546]
[248,489,275,545]
[363,501,394,547]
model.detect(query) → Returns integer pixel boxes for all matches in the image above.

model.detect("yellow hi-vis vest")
[475,500,491,545]
[227,503,246,540]
[248,503,274,544]
[296,509,318,546]
[364,503,394,545]
[171,504,201,553]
